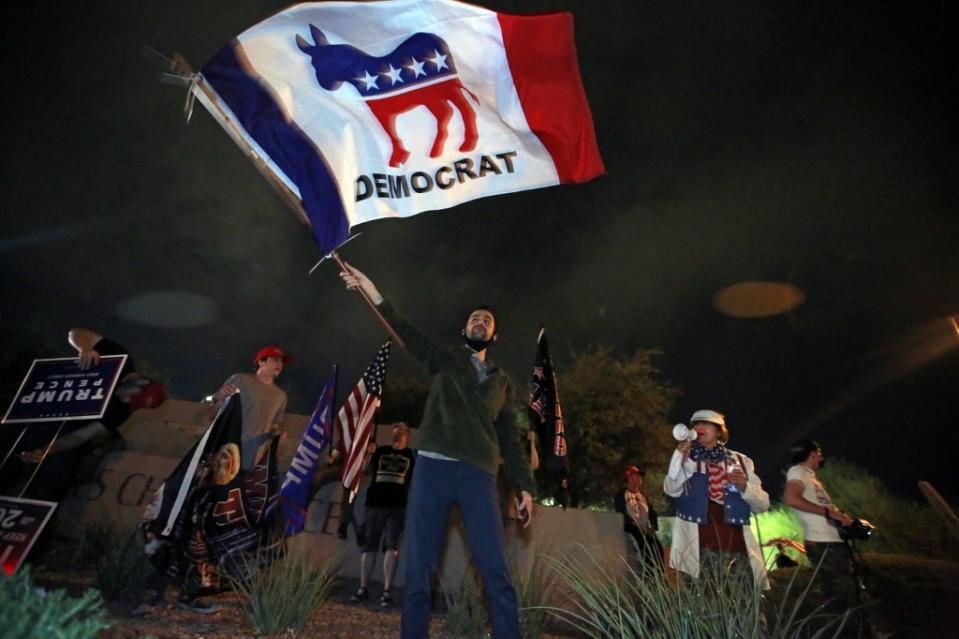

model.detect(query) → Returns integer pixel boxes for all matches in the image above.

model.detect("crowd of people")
[1,264,871,638]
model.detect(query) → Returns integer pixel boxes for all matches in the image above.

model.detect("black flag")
[528,327,569,498]
[140,394,280,590]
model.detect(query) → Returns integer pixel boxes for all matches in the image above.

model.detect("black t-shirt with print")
[364,446,416,508]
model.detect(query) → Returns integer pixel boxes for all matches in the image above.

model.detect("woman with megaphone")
[663,409,770,588]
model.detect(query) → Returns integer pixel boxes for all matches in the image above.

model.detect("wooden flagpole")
[169,54,405,348]
[327,250,404,349]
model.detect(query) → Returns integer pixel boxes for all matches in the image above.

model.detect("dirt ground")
[31,567,574,639]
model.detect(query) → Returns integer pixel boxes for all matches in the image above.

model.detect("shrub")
[95,528,155,601]
[559,345,678,509]
[819,459,957,560]
[229,539,339,635]
[442,565,488,639]
[544,545,849,639]
[0,566,109,639]
[76,520,120,567]
[751,504,808,568]
[512,549,559,639]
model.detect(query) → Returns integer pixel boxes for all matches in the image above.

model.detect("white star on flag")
[427,49,448,71]
[356,70,379,90]
[384,64,404,85]
[404,56,426,77]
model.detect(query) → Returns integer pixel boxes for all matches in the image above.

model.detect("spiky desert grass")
[543,545,851,639]
[229,540,340,636]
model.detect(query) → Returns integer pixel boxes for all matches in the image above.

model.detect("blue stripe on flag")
[202,42,350,254]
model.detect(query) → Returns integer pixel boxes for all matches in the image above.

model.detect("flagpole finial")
[307,233,363,275]
[307,254,331,274]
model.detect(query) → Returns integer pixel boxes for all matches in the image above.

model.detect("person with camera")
[784,439,862,616]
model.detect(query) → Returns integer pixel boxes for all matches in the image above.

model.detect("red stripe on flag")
[497,12,605,183]
[342,396,377,491]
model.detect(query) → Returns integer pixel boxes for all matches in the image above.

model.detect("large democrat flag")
[198,0,604,253]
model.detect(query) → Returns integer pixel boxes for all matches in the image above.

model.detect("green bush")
[442,565,488,639]
[559,345,678,509]
[818,459,957,560]
[754,461,958,566]
[95,529,154,601]
[544,546,849,639]
[859,553,959,636]
[229,539,339,635]
[76,520,120,567]
[512,549,558,639]
[752,505,808,568]
[0,567,109,639]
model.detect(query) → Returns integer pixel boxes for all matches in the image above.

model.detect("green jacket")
[380,300,535,495]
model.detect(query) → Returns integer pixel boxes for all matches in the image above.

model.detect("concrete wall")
[58,399,630,591]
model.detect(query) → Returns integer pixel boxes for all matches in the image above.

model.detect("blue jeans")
[401,456,520,639]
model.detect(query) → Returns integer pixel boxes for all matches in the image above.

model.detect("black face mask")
[462,334,494,352]
[818,457,826,469]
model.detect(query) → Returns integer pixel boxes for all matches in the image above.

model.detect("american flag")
[336,340,392,494]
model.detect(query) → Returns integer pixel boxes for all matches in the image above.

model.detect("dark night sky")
[2,1,957,502]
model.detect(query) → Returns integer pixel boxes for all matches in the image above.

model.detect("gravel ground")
[33,569,575,639]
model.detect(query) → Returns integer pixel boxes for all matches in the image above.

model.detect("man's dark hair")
[466,305,497,329]
[789,439,821,464]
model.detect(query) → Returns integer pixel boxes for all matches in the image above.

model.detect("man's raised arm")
[339,262,450,373]
[339,262,384,306]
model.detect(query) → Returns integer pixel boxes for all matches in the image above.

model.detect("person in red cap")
[208,345,290,471]
[614,465,662,570]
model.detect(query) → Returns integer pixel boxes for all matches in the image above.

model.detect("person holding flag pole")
[340,263,534,639]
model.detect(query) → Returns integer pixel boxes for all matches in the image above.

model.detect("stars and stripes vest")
[675,454,752,526]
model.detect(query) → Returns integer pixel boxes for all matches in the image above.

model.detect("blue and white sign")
[2,356,127,424]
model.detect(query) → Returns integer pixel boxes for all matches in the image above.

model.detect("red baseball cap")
[253,346,292,365]
[622,465,646,480]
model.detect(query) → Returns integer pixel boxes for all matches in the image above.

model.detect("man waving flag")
[194,0,604,253]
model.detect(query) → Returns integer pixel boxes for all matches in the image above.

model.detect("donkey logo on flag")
[296,25,479,167]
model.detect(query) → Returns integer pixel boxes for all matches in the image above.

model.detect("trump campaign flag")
[279,366,337,535]
[528,327,568,474]
[196,0,604,253]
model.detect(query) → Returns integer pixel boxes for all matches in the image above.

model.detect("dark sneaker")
[380,590,392,608]
[175,595,216,614]
[350,587,369,603]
